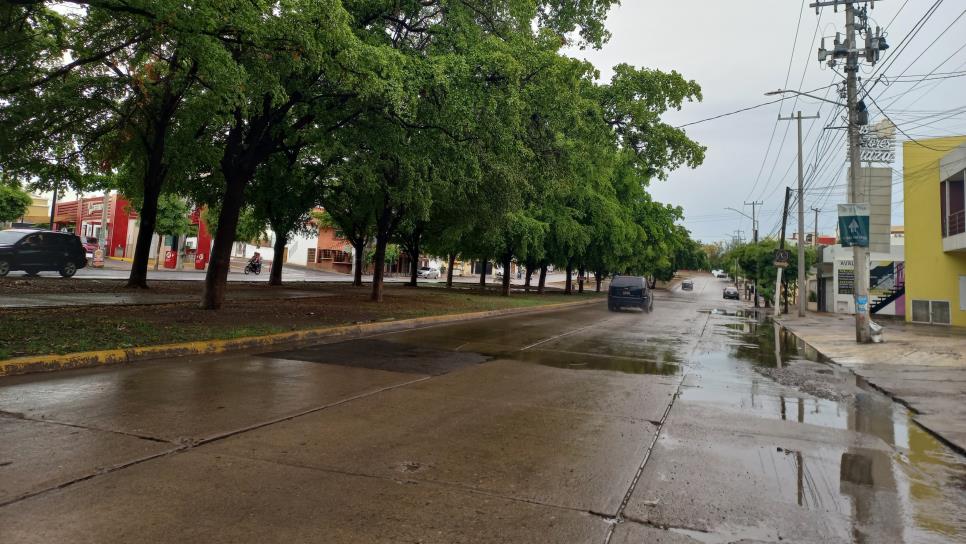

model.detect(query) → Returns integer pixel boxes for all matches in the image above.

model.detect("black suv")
[0,229,88,278]
[608,275,653,312]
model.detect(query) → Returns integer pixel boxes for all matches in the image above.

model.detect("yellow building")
[903,137,966,326]
[19,195,50,225]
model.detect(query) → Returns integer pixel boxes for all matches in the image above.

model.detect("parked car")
[723,286,740,300]
[681,279,694,291]
[0,229,88,278]
[416,266,440,279]
[80,236,98,259]
[608,275,653,312]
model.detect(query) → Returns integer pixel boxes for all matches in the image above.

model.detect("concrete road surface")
[1,274,964,542]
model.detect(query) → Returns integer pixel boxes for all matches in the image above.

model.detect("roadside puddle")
[677,308,966,542]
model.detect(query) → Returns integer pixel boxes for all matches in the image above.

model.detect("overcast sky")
[571,0,966,244]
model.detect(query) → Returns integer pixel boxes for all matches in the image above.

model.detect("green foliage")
[723,240,817,302]
[154,194,192,237]
[366,244,400,266]
[201,205,266,244]
[0,177,33,223]
[2,0,711,302]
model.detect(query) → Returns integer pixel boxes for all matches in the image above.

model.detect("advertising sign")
[856,119,896,163]
[838,203,870,247]
[838,267,855,295]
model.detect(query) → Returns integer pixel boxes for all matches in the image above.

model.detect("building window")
[941,176,965,237]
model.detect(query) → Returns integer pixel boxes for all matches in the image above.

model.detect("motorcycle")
[244,260,262,275]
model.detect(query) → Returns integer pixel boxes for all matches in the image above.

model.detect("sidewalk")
[777,312,966,454]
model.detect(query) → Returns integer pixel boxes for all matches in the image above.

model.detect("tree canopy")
[2,0,709,304]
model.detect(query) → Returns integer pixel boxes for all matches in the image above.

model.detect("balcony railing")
[947,210,965,237]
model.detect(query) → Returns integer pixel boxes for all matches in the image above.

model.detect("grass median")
[0,282,603,361]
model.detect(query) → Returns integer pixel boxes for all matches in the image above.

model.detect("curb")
[0,297,601,377]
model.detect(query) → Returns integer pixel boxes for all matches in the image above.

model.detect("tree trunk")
[500,253,512,297]
[479,260,487,291]
[594,271,602,292]
[201,172,247,310]
[446,253,456,288]
[269,234,286,286]
[524,267,534,292]
[565,261,573,295]
[538,263,547,294]
[352,240,365,286]
[125,116,169,288]
[578,266,585,294]
[407,246,418,287]
[370,235,388,302]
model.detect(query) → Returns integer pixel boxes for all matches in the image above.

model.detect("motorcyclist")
[247,252,262,273]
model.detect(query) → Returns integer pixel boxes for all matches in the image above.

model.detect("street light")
[766,89,868,125]
[725,207,760,307]
[725,206,754,222]
[764,89,845,107]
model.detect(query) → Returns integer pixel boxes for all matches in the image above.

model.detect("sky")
[570,0,966,245]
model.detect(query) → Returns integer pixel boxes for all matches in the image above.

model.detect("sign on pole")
[773,248,790,268]
[857,119,896,164]
[838,203,870,247]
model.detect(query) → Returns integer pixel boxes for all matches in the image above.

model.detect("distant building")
[16,194,50,226]
[52,194,212,265]
[904,136,966,326]
[815,234,905,317]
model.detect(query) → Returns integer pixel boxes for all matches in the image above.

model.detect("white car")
[416,266,440,279]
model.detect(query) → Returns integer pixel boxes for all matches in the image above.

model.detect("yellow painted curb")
[0,298,601,377]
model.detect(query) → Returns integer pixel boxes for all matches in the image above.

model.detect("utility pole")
[745,200,763,307]
[100,191,110,251]
[48,183,58,231]
[733,230,744,286]
[846,2,870,340]
[811,207,821,247]
[812,0,888,342]
[779,111,820,317]
[777,187,792,313]
[744,200,763,243]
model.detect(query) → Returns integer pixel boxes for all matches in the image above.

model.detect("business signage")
[856,119,896,163]
[838,203,870,248]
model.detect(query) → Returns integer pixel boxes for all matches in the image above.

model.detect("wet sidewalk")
[777,313,966,454]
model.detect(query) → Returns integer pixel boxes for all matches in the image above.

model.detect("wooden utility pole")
[776,187,792,312]
[811,207,821,246]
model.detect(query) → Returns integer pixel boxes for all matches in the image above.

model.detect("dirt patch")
[756,359,860,403]
[0,283,599,360]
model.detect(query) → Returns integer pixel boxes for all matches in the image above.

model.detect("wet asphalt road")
[1,274,965,542]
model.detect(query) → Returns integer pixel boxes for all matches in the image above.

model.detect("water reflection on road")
[682,306,966,543]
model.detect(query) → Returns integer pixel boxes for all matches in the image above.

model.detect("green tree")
[151,194,192,270]
[0,179,33,224]
[0,1,229,288]
[248,156,322,286]
[726,240,816,309]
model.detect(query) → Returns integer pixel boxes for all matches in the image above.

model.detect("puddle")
[679,309,966,542]
[511,349,681,376]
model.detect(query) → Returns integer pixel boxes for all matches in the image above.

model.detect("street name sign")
[838,203,870,247]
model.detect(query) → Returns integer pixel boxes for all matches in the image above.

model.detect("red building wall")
[54,195,209,260]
